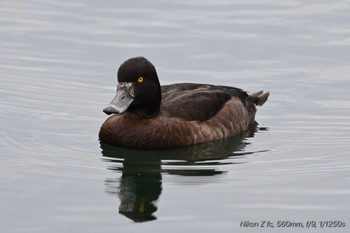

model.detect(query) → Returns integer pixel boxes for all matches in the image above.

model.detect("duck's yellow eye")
[138,77,144,83]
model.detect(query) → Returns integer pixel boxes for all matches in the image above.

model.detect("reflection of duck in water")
[101,126,266,222]
[115,159,162,222]
[99,57,269,149]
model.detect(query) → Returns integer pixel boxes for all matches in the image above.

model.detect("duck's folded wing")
[161,88,239,122]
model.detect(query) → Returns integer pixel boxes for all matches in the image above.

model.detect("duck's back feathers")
[161,83,248,122]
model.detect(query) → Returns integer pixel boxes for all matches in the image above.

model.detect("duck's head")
[103,57,161,118]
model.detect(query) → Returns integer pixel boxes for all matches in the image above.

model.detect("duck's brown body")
[99,99,248,149]
[99,57,269,149]
[99,83,268,149]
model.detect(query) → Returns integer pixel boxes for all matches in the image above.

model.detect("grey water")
[1,0,350,232]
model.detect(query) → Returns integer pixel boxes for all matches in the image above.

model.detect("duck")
[99,57,269,149]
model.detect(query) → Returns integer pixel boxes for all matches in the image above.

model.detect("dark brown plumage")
[99,57,269,149]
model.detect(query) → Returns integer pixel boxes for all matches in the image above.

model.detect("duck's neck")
[127,86,161,118]
[128,104,160,118]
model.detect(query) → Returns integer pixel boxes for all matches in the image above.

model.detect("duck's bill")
[103,83,134,115]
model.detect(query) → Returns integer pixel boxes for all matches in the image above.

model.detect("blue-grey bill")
[103,84,134,115]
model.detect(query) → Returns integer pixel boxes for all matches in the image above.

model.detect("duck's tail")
[248,91,269,106]
[246,91,269,124]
